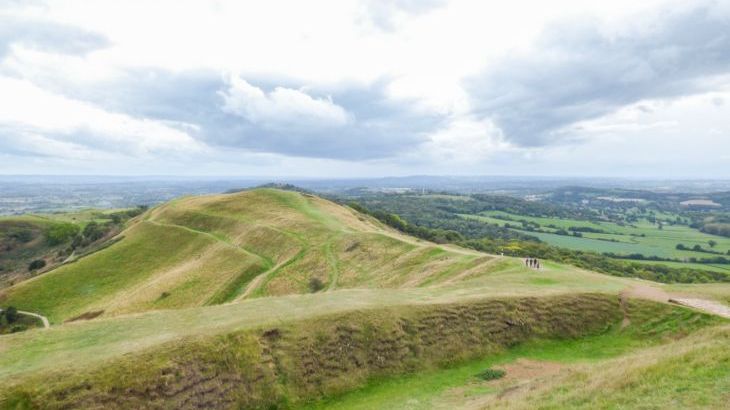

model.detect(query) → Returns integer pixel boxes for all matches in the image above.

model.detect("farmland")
[464,210,730,260]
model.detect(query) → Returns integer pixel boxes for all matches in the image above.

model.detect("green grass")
[499,324,730,409]
[0,293,662,408]
[302,302,725,410]
[0,264,635,382]
[631,259,730,273]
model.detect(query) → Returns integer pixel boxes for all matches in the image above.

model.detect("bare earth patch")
[432,359,565,410]
[669,298,730,318]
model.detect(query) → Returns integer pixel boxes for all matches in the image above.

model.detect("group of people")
[524,257,541,269]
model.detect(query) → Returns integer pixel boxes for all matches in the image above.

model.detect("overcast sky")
[1,0,729,178]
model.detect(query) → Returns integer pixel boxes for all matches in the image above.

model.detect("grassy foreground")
[0,293,627,408]
[1,294,722,409]
[306,304,724,410]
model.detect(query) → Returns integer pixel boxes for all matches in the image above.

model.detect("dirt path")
[0,308,49,329]
[669,298,730,319]
[19,311,50,328]
[621,284,730,319]
[235,258,293,301]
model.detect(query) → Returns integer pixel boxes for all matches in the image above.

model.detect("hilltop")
[0,189,501,323]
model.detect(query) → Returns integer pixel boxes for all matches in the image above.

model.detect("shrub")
[11,229,34,243]
[28,259,46,271]
[308,277,325,293]
[475,368,506,381]
[4,306,18,323]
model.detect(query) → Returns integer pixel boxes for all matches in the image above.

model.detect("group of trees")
[348,202,466,244]
[675,243,729,256]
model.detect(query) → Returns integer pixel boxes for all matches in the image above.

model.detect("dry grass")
[484,324,730,409]
[0,293,627,409]
[0,189,510,322]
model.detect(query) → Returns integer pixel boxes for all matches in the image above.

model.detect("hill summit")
[1,189,498,322]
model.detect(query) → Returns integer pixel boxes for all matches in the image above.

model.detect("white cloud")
[219,76,351,129]
[412,117,510,164]
[0,0,729,177]
[0,76,204,157]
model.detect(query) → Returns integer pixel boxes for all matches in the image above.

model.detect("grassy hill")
[1,188,729,408]
[0,289,724,409]
[0,189,504,323]
[0,209,138,289]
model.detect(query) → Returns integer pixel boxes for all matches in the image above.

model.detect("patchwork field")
[464,210,730,261]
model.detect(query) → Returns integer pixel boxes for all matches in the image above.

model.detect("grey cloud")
[469,3,730,146]
[47,70,443,160]
[0,16,109,57]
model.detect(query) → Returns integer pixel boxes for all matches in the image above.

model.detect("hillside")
[0,209,142,289]
[1,188,729,408]
[0,290,724,409]
[0,189,502,323]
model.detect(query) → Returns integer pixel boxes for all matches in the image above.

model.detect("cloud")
[469,2,730,146]
[0,16,108,58]
[0,76,203,158]
[219,76,351,129]
[37,68,444,160]
[212,77,443,159]
[359,0,446,31]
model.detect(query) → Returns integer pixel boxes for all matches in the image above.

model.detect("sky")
[0,0,729,178]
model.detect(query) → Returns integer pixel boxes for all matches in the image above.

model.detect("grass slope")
[1,294,723,409]
[306,302,724,410]
[488,324,730,409]
[0,189,507,323]
[0,293,624,408]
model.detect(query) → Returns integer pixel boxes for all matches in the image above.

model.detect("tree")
[708,240,717,248]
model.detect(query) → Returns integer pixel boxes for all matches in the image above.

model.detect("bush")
[28,259,46,271]
[308,277,325,293]
[3,306,18,323]
[11,229,34,243]
[83,221,107,242]
[475,368,506,381]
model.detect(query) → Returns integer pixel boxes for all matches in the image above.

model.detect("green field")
[464,210,730,262]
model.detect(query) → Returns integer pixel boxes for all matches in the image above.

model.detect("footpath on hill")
[622,285,730,319]
[0,308,49,328]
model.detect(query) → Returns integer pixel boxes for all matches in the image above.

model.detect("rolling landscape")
[1,186,729,408]
[3,0,730,408]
